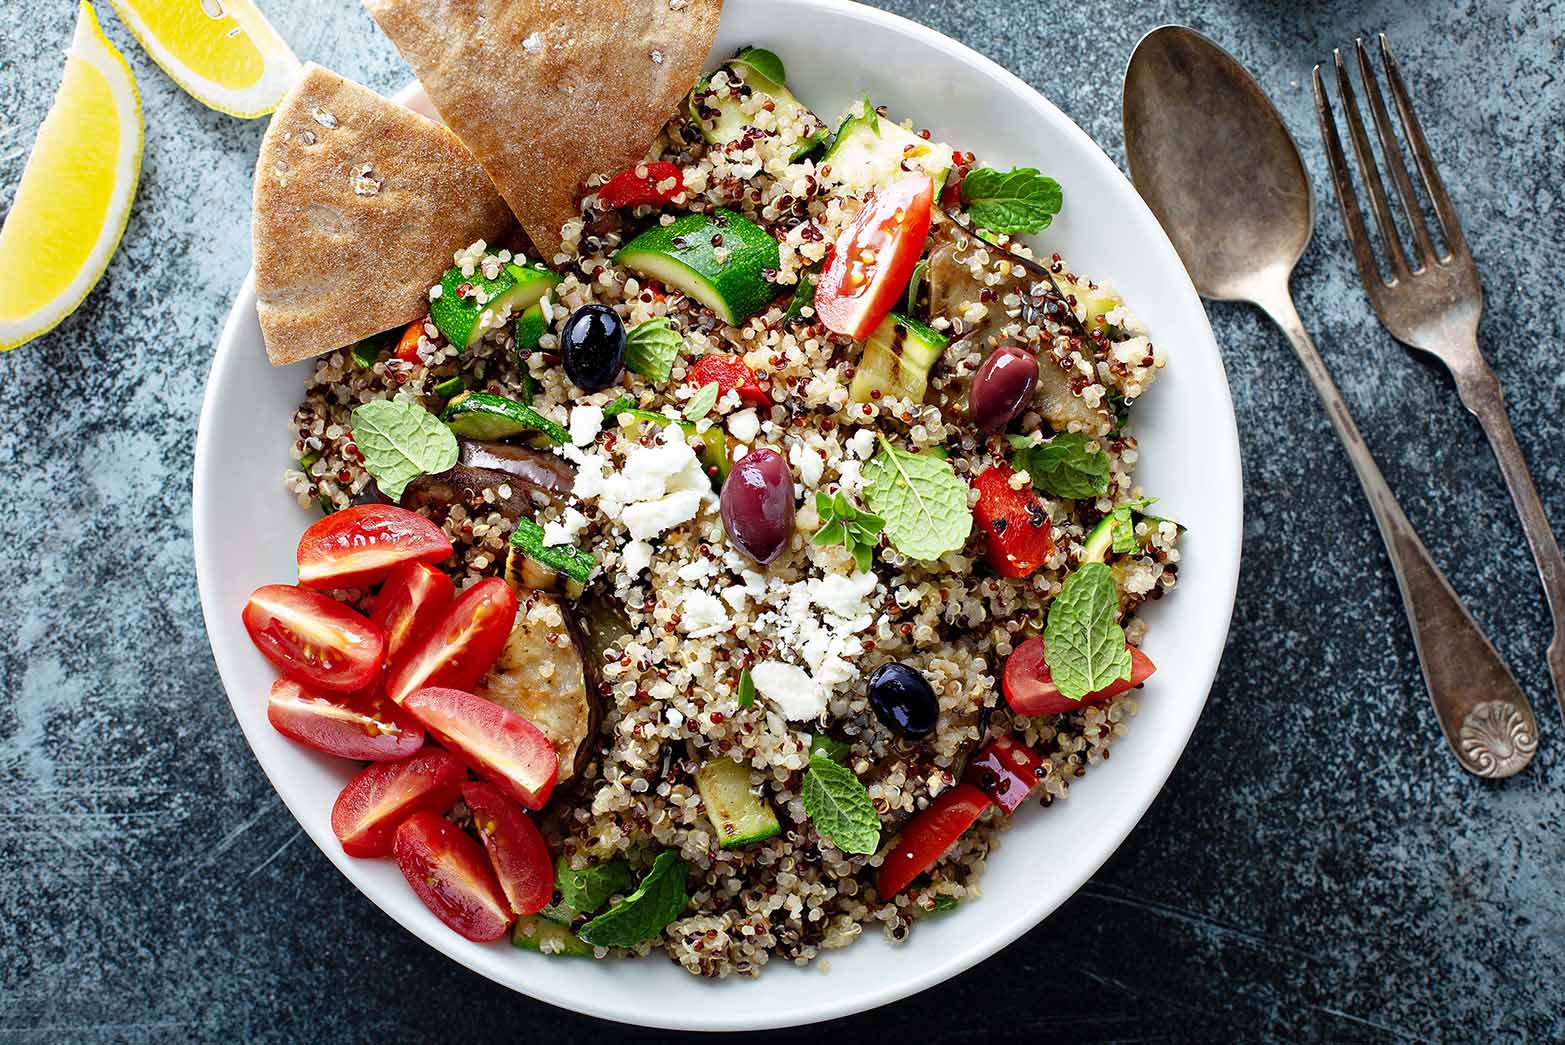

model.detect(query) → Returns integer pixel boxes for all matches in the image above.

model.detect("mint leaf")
[737,667,756,709]
[1010,432,1110,500]
[555,856,634,916]
[350,399,458,500]
[800,755,880,855]
[623,317,683,385]
[960,167,1063,235]
[733,46,786,90]
[812,490,884,572]
[577,851,689,947]
[1043,563,1132,700]
[807,733,850,763]
[684,380,719,421]
[862,437,972,561]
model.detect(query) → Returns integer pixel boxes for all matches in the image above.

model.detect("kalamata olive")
[867,663,939,738]
[969,343,1039,433]
[719,448,795,563]
[560,304,625,391]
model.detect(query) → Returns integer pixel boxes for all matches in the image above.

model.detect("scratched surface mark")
[1,0,1562,1041]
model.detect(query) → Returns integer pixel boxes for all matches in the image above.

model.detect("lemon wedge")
[0,2,143,353]
[105,0,301,118]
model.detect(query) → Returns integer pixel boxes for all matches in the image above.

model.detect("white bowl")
[193,0,1242,1030]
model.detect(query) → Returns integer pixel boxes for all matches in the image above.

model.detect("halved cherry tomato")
[597,161,685,209]
[384,578,517,704]
[961,735,1044,813]
[1002,636,1157,717]
[815,174,934,338]
[971,465,1054,578]
[297,504,453,591]
[242,584,385,692]
[330,748,465,858]
[371,562,456,662]
[877,782,990,898]
[267,678,424,762]
[686,353,770,407]
[461,780,554,915]
[393,320,425,364]
[393,811,515,942]
[401,687,559,810]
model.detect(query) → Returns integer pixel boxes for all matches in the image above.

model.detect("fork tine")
[1378,33,1469,261]
[1353,38,1438,269]
[1314,64,1391,291]
[1332,47,1410,280]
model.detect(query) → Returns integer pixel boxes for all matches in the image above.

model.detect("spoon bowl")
[1123,26,1313,300]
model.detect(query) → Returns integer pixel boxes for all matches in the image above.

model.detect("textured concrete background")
[1,0,1561,1041]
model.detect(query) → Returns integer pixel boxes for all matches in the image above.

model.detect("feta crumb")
[541,507,588,546]
[680,590,732,637]
[789,443,825,487]
[569,404,604,447]
[728,408,760,443]
[849,429,876,459]
[621,539,653,575]
[751,661,826,721]
[622,489,704,541]
[811,571,878,621]
[720,585,750,612]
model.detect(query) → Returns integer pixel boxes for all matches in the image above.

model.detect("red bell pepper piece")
[687,352,770,407]
[597,161,685,209]
[971,465,1054,578]
[961,735,1045,813]
[877,783,991,898]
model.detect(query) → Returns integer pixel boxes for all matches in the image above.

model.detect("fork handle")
[1254,285,1537,778]
[1452,359,1565,726]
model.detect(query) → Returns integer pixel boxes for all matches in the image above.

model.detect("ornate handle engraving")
[1458,701,1539,779]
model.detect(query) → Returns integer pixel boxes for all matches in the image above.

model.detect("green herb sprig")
[1042,562,1132,700]
[812,491,885,573]
[623,317,683,385]
[959,167,1063,235]
[799,756,880,855]
[862,436,972,561]
[1009,432,1110,501]
[349,398,458,500]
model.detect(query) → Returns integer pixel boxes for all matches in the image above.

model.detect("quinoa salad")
[243,45,1182,978]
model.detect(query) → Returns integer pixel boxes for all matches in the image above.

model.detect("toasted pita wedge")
[364,0,722,259]
[252,63,513,365]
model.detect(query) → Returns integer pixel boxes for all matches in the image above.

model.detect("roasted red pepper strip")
[687,352,770,407]
[971,465,1054,578]
[961,735,1045,813]
[597,161,685,209]
[877,783,990,898]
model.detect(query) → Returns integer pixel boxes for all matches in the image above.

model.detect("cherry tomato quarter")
[242,584,385,692]
[815,174,934,338]
[401,687,559,810]
[297,504,453,591]
[686,353,769,407]
[461,780,554,916]
[384,578,517,704]
[393,812,515,942]
[371,562,456,663]
[330,747,465,858]
[1002,636,1156,717]
[266,678,424,762]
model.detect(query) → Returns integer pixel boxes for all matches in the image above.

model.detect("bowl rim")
[193,0,1242,1029]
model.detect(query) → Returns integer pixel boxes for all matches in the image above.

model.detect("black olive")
[560,304,625,391]
[866,663,939,738]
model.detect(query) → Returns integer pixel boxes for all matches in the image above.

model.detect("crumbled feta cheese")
[727,408,761,443]
[621,489,704,541]
[541,507,588,546]
[721,584,750,612]
[680,590,732,638]
[811,571,878,622]
[789,443,824,488]
[621,539,653,575]
[569,405,604,447]
[849,429,876,459]
[677,558,715,583]
[751,661,826,721]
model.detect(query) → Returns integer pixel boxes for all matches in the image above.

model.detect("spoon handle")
[1253,284,1538,778]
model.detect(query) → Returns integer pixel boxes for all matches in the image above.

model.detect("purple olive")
[720,448,795,564]
[969,344,1039,433]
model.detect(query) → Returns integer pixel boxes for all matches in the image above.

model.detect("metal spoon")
[1121,25,1537,778]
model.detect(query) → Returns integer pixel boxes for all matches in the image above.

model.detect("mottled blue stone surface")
[2,1,1561,1040]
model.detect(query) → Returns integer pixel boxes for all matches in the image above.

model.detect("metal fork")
[1315,35,1565,742]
